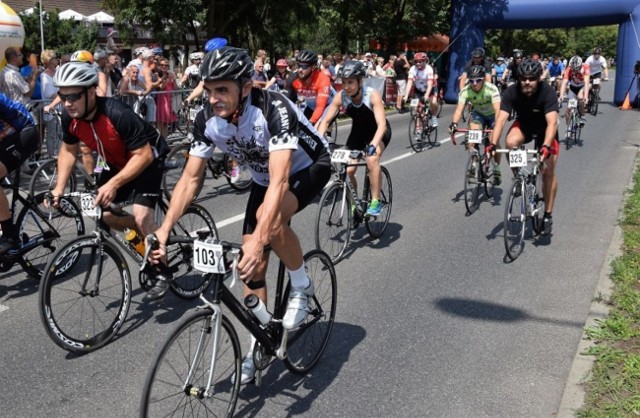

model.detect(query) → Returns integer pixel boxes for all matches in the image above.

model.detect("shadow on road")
[233,322,366,418]
[434,297,584,328]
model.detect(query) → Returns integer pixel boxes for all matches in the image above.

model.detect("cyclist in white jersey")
[180,52,203,88]
[403,52,439,127]
[148,47,332,384]
[585,47,609,81]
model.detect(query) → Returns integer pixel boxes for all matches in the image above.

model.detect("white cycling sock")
[288,263,310,289]
[246,335,256,357]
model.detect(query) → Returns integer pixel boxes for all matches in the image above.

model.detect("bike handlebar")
[450,127,493,146]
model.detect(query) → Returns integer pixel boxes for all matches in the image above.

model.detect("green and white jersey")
[458,82,500,116]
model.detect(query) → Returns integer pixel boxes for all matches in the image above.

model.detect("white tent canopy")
[59,9,86,21]
[86,12,114,24]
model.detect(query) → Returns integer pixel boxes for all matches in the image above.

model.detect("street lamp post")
[39,1,44,51]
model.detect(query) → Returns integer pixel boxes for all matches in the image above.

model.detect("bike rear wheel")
[38,236,131,353]
[531,174,546,235]
[284,249,337,374]
[29,158,78,197]
[408,115,426,153]
[315,182,351,263]
[163,143,205,201]
[463,153,481,215]
[16,193,85,280]
[504,179,526,261]
[365,166,392,238]
[140,310,241,418]
[168,204,219,299]
[44,114,63,158]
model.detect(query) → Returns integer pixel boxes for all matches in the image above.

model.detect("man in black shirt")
[394,52,410,112]
[459,47,492,90]
[487,58,559,235]
[502,50,524,85]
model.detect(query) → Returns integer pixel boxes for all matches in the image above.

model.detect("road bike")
[0,170,85,280]
[408,97,438,152]
[315,148,392,263]
[563,98,582,149]
[162,142,253,201]
[502,146,546,261]
[38,191,218,353]
[451,127,495,215]
[173,100,203,138]
[139,234,336,417]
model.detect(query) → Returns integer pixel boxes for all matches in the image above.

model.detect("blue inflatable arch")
[446,0,640,106]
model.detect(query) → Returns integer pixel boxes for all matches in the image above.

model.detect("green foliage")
[485,25,618,59]
[19,6,99,55]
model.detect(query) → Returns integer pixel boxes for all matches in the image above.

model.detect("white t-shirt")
[585,55,607,75]
[408,64,434,92]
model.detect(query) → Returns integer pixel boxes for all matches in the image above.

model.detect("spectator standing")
[0,47,40,105]
[394,52,410,112]
[39,50,59,102]
[252,59,268,88]
[155,57,177,139]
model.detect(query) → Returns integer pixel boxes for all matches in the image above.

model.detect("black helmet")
[517,58,543,78]
[468,65,485,79]
[339,60,366,79]
[471,47,485,58]
[513,49,523,59]
[200,46,254,82]
[297,49,318,65]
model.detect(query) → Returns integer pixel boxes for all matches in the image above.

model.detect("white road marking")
[214,132,466,229]
[0,304,9,314]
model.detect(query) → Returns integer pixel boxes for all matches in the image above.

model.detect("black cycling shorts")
[242,153,332,235]
[346,121,392,150]
[509,120,560,155]
[96,158,163,208]
[0,126,40,174]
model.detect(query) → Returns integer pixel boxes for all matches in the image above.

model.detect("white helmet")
[189,52,204,61]
[53,62,99,87]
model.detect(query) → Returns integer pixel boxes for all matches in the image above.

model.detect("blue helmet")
[204,37,228,52]
[151,47,163,56]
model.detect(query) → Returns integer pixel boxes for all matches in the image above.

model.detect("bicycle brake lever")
[229,248,241,288]
[140,234,158,271]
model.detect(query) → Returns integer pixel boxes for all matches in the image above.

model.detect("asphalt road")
[1,82,639,417]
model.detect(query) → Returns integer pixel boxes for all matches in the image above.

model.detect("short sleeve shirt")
[500,82,559,129]
[458,82,500,116]
[408,64,434,92]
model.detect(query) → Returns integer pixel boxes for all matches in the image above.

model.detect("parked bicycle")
[502,146,546,261]
[0,170,85,280]
[563,98,582,149]
[162,142,252,201]
[315,148,392,263]
[451,127,495,215]
[408,97,438,152]
[38,191,218,353]
[140,234,336,417]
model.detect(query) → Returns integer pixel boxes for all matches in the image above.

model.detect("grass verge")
[578,163,640,417]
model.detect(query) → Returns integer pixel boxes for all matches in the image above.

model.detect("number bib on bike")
[467,130,483,144]
[193,240,225,274]
[80,193,99,218]
[509,150,527,168]
[568,98,578,109]
[409,98,420,108]
[331,149,353,164]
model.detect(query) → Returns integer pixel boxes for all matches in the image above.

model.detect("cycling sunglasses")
[469,78,484,84]
[297,63,313,70]
[520,76,538,82]
[58,90,85,103]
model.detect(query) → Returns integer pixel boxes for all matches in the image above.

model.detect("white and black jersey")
[190,88,330,187]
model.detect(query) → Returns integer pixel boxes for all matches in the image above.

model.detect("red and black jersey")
[61,97,168,170]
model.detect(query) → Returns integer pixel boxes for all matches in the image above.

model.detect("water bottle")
[124,228,145,255]
[244,294,272,325]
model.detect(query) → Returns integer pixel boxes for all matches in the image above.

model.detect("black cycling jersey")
[463,58,492,75]
[506,61,521,83]
[501,82,559,133]
[62,97,168,170]
[341,87,391,150]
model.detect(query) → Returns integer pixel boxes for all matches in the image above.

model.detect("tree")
[19,6,100,55]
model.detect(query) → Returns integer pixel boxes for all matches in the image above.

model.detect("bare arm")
[369,89,388,149]
[490,109,510,146]
[51,142,79,198]
[316,93,342,137]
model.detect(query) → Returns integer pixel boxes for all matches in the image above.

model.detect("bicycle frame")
[332,156,371,221]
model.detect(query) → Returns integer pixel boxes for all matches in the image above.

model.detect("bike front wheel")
[38,236,131,353]
[29,158,78,197]
[463,153,481,215]
[365,166,393,238]
[504,179,526,261]
[140,310,241,418]
[408,115,426,153]
[168,204,219,299]
[163,143,205,201]
[284,249,337,374]
[315,182,351,263]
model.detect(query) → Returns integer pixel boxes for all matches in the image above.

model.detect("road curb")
[555,157,636,416]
